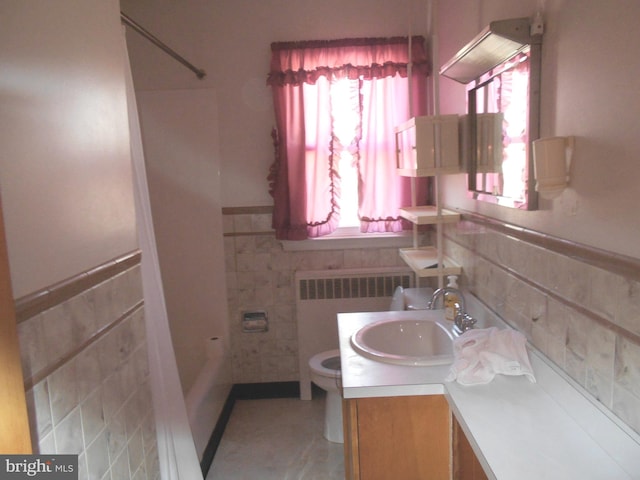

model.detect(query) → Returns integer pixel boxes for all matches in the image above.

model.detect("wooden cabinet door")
[452,415,488,480]
[343,398,360,480]
[344,395,450,480]
[0,196,32,453]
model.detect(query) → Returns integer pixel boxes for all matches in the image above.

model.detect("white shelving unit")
[395,115,462,284]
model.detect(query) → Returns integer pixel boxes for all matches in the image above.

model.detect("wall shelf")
[399,247,462,278]
[399,206,460,225]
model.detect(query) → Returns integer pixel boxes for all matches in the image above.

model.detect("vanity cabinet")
[453,415,489,480]
[342,395,450,480]
[342,394,490,480]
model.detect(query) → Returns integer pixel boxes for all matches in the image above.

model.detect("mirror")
[441,17,543,210]
[467,50,539,209]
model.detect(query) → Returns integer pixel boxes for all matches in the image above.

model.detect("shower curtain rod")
[121,12,206,79]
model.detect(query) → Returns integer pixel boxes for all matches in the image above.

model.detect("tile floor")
[206,393,345,480]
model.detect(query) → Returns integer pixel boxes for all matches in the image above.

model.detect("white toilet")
[308,349,343,443]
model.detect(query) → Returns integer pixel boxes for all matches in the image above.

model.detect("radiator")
[296,267,413,400]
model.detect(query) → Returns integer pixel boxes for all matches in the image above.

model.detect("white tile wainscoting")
[16,252,159,480]
[444,212,640,437]
[222,206,422,385]
[223,206,640,438]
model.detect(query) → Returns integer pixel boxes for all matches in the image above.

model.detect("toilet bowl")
[309,349,343,444]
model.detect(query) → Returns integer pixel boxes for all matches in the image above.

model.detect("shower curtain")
[123,32,204,480]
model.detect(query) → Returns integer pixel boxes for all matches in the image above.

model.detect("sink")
[350,316,454,366]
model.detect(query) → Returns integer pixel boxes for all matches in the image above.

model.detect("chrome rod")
[120,12,206,79]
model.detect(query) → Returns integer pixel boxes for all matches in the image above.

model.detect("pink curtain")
[268,37,429,240]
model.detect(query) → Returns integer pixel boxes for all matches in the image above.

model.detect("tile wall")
[444,217,640,436]
[222,207,640,437]
[17,258,160,480]
[222,209,413,384]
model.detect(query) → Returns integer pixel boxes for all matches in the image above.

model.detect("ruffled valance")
[267,36,429,86]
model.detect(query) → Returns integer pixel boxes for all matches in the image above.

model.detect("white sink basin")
[350,315,454,366]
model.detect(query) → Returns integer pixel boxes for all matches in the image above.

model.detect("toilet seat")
[309,349,341,378]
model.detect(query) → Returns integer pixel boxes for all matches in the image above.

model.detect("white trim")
[281,229,416,251]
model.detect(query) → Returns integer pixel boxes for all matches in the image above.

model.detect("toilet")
[308,349,343,443]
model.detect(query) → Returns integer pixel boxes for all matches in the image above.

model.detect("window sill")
[280,229,416,252]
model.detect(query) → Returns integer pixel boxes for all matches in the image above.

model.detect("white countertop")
[338,307,640,480]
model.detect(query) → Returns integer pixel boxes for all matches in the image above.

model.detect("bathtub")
[185,345,232,460]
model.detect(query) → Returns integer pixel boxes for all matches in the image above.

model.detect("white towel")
[445,327,536,385]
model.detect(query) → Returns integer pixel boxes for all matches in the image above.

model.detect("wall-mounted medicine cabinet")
[441,16,543,210]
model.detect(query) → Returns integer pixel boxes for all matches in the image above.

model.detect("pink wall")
[0,0,138,297]
[123,0,640,260]
[121,0,640,395]
[121,0,431,390]
[122,0,432,208]
[135,88,230,394]
[438,0,640,260]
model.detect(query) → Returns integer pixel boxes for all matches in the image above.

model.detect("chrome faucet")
[428,287,476,335]
[427,286,466,313]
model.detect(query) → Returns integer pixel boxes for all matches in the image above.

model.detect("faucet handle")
[454,311,477,335]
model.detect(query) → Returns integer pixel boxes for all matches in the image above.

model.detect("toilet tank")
[391,286,434,311]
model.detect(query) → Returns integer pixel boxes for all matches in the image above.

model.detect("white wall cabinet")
[395,115,460,176]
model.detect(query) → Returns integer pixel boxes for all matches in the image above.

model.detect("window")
[267,37,430,240]
[330,77,360,228]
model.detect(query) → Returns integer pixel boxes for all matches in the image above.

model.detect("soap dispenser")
[444,275,459,322]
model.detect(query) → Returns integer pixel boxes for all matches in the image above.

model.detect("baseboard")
[199,381,300,477]
[232,381,300,400]
[199,388,235,478]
